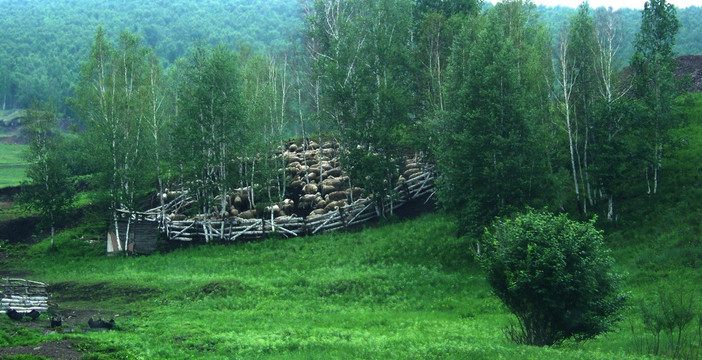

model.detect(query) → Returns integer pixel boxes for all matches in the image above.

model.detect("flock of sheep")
[162,140,428,222]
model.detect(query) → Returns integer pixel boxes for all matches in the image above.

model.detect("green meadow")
[0,143,27,188]
[2,211,699,359]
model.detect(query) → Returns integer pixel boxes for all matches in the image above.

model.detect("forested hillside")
[0,1,701,113]
[536,5,702,63]
[0,0,301,111]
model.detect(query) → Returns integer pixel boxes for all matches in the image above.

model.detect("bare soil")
[0,339,83,360]
[676,55,702,92]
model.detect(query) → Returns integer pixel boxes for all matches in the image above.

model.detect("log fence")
[126,165,434,243]
[1,278,49,313]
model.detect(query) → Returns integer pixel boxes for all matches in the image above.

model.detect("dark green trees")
[482,210,627,346]
[173,45,246,241]
[73,28,154,252]
[306,0,415,211]
[19,102,75,247]
[631,0,681,195]
[436,0,553,234]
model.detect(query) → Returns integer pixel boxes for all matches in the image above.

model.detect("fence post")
[340,207,347,229]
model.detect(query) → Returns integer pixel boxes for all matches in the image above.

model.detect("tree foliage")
[172,44,246,236]
[436,0,554,235]
[305,0,416,210]
[481,210,627,346]
[631,0,681,195]
[18,101,75,247]
[72,28,155,251]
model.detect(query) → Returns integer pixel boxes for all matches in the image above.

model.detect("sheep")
[327,191,347,202]
[303,183,318,194]
[320,184,336,195]
[322,168,342,178]
[239,210,257,220]
[324,200,346,212]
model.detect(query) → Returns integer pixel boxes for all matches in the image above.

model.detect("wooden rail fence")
[1,278,49,313]
[145,166,435,243]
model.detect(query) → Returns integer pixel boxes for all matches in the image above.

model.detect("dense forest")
[0,0,700,112]
[3,0,694,244]
[0,0,301,111]
[2,0,699,241]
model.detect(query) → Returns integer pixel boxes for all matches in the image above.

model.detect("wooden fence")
[155,166,435,243]
[0,278,49,313]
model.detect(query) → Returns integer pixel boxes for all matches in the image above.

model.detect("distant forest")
[0,0,700,112]
[0,0,301,111]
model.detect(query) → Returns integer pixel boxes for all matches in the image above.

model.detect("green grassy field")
[2,213,698,359]
[0,143,27,188]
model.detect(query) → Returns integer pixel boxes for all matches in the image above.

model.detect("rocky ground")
[676,55,702,92]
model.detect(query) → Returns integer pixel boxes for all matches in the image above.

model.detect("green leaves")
[18,101,76,246]
[482,210,627,346]
[436,1,554,235]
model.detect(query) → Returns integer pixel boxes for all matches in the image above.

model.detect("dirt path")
[0,339,82,360]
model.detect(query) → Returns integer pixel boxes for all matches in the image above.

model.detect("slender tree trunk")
[124,216,132,256]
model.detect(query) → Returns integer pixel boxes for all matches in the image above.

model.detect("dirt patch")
[48,281,160,303]
[0,135,23,145]
[0,339,82,360]
[0,216,41,244]
[676,55,702,92]
[46,308,124,333]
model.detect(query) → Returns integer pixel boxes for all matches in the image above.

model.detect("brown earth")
[676,55,702,92]
[0,339,83,360]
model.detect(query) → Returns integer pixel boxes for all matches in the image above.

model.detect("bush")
[480,210,627,346]
[631,287,702,359]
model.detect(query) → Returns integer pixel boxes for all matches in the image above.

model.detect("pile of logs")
[1,278,49,313]
[139,140,435,242]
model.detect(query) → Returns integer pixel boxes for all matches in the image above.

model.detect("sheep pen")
[113,139,435,246]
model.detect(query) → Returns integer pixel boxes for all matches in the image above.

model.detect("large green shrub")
[481,210,627,346]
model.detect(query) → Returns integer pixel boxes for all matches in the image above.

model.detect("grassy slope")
[0,143,27,188]
[0,214,652,360]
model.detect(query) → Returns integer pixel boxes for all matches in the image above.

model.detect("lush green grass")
[1,214,677,359]
[0,143,27,188]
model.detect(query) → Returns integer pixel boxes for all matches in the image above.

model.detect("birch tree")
[145,52,169,227]
[590,7,631,220]
[305,0,415,213]
[175,44,246,241]
[19,101,75,248]
[554,24,580,205]
[73,28,152,253]
[631,0,681,195]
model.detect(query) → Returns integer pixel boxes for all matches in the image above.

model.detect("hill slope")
[1,212,698,359]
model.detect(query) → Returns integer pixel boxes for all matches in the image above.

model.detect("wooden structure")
[107,215,159,255]
[0,278,49,313]
[153,166,435,243]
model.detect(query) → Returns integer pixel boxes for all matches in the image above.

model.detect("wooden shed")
[106,218,159,255]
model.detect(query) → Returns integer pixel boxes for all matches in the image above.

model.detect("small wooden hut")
[106,217,159,255]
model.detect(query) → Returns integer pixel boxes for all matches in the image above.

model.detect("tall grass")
[0,143,27,188]
[0,214,656,359]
